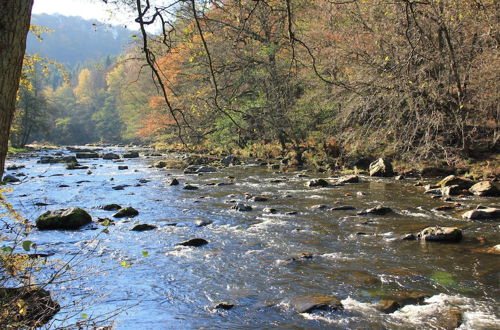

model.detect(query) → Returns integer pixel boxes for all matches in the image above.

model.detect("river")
[3,147,499,329]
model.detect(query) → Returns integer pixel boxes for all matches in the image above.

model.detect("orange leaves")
[135,111,176,139]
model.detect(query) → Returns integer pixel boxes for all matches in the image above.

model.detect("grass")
[7,147,28,154]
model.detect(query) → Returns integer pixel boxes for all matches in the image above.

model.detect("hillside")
[27,14,133,67]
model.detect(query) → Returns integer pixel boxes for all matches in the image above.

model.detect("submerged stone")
[289,295,343,313]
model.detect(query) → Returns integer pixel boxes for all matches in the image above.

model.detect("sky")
[32,0,136,28]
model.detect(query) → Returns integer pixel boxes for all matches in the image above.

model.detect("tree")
[0,0,34,180]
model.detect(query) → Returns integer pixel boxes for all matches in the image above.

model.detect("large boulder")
[469,181,499,197]
[369,158,394,177]
[417,226,462,242]
[0,287,60,327]
[438,175,475,189]
[462,208,500,220]
[36,207,92,230]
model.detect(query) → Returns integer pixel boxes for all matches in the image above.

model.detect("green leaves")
[1,246,13,253]
[141,251,149,257]
[22,240,32,252]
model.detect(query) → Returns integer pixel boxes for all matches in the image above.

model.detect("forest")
[1,1,499,328]
[13,1,499,168]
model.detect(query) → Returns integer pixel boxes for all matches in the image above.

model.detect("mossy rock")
[36,207,92,230]
[113,207,139,218]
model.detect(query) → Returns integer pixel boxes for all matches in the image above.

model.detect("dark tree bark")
[0,0,34,180]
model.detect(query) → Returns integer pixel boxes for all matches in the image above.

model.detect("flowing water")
[3,147,499,329]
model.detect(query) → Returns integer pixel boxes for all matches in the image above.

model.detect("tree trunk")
[0,0,33,180]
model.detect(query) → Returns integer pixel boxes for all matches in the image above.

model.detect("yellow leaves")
[17,299,27,316]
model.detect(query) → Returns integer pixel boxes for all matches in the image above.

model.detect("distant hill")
[28,14,133,67]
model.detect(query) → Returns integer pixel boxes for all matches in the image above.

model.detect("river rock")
[337,175,359,184]
[75,152,99,159]
[469,181,499,196]
[0,287,60,327]
[213,302,235,310]
[289,295,343,313]
[331,205,356,211]
[377,291,429,313]
[38,156,77,164]
[102,204,122,211]
[6,164,25,170]
[118,165,128,170]
[184,165,200,174]
[2,174,20,183]
[112,184,130,190]
[168,178,179,186]
[195,219,213,227]
[438,309,463,330]
[438,175,474,189]
[462,208,500,220]
[131,224,157,231]
[36,207,92,230]
[421,167,455,177]
[441,185,464,196]
[417,226,462,242]
[369,158,394,177]
[221,155,240,167]
[113,207,139,218]
[154,160,168,168]
[285,252,314,264]
[177,238,208,247]
[306,179,329,187]
[197,166,216,173]
[102,152,120,160]
[123,151,139,158]
[474,244,500,255]
[183,184,199,190]
[357,205,392,215]
[251,196,268,202]
[263,207,277,214]
[232,203,252,212]
[311,204,328,210]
